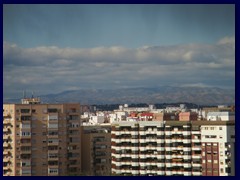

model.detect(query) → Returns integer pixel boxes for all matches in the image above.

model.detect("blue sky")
[3,4,235,99]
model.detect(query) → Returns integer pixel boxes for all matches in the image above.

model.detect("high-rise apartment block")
[81,125,111,175]
[3,98,82,176]
[111,121,235,176]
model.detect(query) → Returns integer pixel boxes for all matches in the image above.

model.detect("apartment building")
[81,125,111,175]
[111,121,235,176]
[3,98,82,176]
[198,121,235,176]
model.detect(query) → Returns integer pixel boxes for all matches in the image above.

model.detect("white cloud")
[3,36,235,98]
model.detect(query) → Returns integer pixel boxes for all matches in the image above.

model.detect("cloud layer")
[3,36,235,99]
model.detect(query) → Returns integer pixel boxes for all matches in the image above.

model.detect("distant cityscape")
[3,96,235,176]
[3,3,235,177]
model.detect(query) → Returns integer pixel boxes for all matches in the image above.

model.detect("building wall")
[3,103,82,176]
[81,125,111,176]
[179,112,198,121]
[201,124,235,176]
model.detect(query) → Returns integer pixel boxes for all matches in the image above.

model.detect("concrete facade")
[3,102,82,176]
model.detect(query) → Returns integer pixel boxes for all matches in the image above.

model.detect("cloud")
[217,36,235,45]
[3,36,235,98]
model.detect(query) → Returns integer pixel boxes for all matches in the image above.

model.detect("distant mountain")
[4,86,235,105]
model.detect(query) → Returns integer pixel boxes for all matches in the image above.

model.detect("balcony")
[183,171,192,176]
[119,131,131,134]
[48,156,59,161]
[192,139,201,143]
[68,163,79,168]
[165,131,172,135]
[48,149,58,154]
[114,161,121,166]
[3,143,10,148]
[3,151,9,155]
[183,155,191,159]
[48,134,59,139]
[48,142,59,146]
[114,139,121,143]
[192,171,201,176]
[192,146,201,151]
[120,138,130,143]
[20,142,31,147]
[183,131,191,135]
[3,165,11,170]
[131,131,138,136]
[183,147,191,151]
[157,163,164,167]
[165,139,172,143]
[139,154,146,159]
[157,171,165,175]
[172,170,184,175]
[182,139,191,143]
[171,131,182,135]
[183,163,191,168]
[139,162,146,166]
[114,154,121,158]
[3,134,11,140]
[3,129,9,133]
[20,135,31,139]
[192,154,201,159]
[3,157,11,162]
[114,131,121,135]
[156,139,164,143]
[131,139,138,143]
[192,163,201,167]
[20,149,31,155]
[192,131,200,134]
[3,119,11,124]
[166,163,172,167]
[166,171,173,175]
[132,162,139,166]
[129,154,137,158]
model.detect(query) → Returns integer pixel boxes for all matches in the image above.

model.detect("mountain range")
[4,86,235,105]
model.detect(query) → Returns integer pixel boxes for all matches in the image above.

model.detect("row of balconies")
[112,168,199,176]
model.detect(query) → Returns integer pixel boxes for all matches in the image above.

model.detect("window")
[20,109,30,113]
[21,132,31,136]
[48,168,58,174]
[48,108,58,113]
[219,127,222,130]
[220,168,224,173]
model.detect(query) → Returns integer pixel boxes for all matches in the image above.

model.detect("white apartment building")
[201,121,235,176]
[111,121,235,176]
[207,112,235,121]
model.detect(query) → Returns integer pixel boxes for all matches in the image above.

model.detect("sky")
[3,4,235,99]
